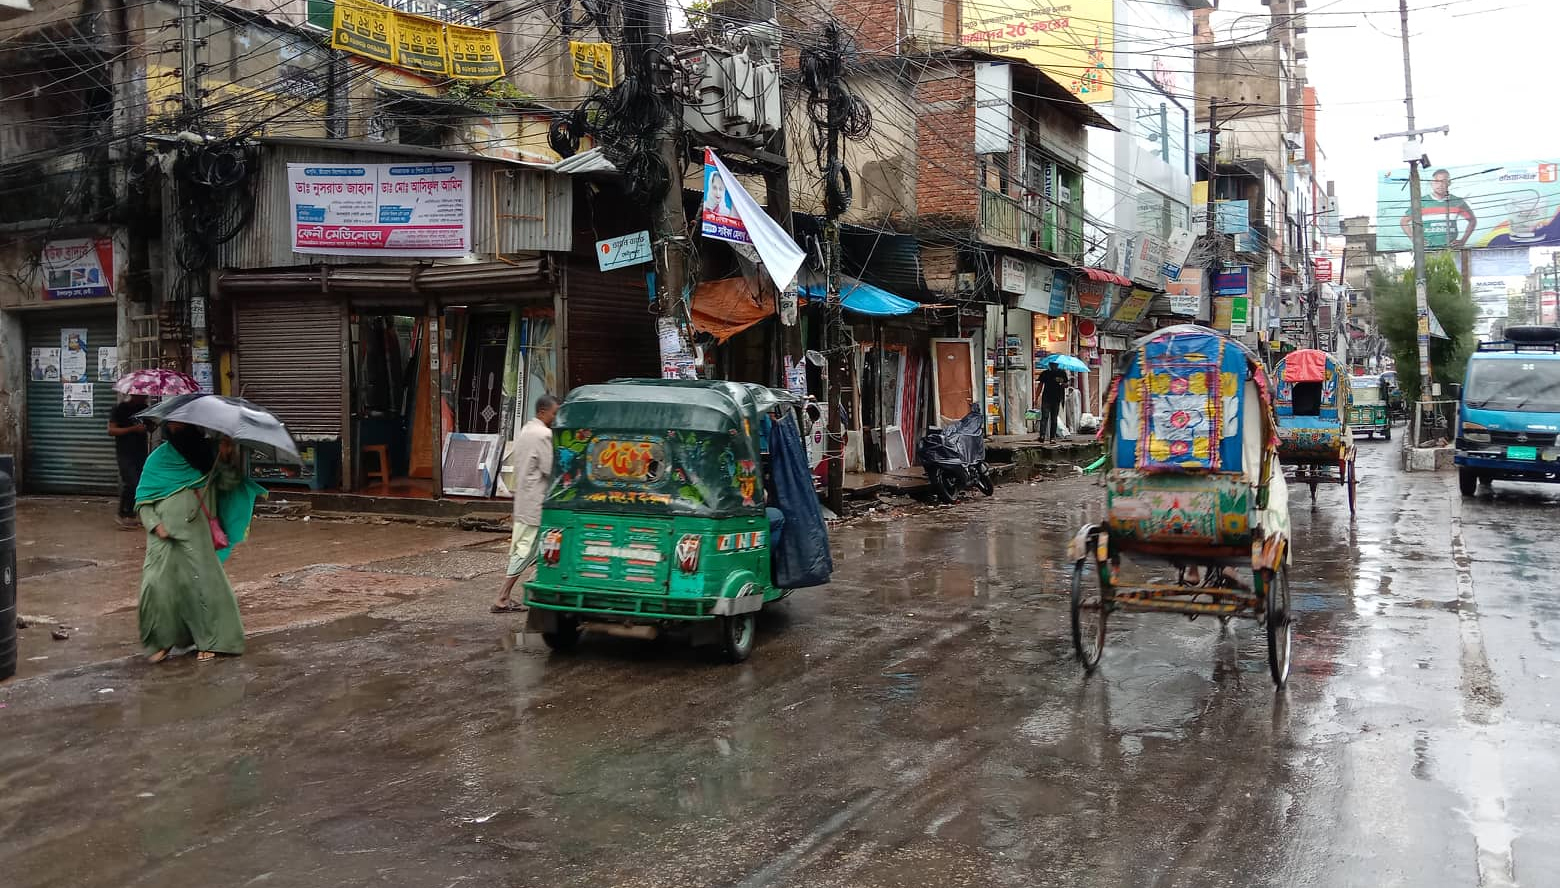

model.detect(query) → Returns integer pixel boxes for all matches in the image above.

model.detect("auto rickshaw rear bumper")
[524,582,765,623]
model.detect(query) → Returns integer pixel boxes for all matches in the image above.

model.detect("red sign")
[1312,257,1334,283]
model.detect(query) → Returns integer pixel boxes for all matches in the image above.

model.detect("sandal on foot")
[490,602,525,613]
[147,649,172,664]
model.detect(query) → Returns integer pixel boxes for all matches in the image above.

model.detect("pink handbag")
[197,487,229,549]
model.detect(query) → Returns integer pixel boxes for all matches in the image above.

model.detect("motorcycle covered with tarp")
[1274,349,1358,513]
[524,379,831,662]
[1068,325,1296,686]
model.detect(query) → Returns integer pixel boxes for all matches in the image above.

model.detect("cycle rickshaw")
[1069,326,1295,686]
[1273,349,1357,514]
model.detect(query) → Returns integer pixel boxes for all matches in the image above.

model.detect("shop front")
[217,260,555,500]
[0,232,131,495]
[21,305,122,494]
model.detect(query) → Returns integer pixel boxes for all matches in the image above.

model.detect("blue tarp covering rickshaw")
[1068,325,1296,686]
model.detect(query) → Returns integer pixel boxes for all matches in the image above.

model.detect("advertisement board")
[288,162,472,257]
[1376,160,1560,251]
[41,238,114,300]
[958,0,1113,104]
[1213,265,1249,296]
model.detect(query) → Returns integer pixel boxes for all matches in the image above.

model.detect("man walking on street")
[492,395,559,613]
[1037,365,1069,442]
[108,393,150,530]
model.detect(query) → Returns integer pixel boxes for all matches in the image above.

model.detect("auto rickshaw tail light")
[540,528,564,566]
[675,534,702,573]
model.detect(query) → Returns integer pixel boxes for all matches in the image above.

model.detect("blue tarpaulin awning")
[799,277,919,316]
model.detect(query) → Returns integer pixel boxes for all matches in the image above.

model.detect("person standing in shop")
[108,393,150,530]
[492,395,559,613]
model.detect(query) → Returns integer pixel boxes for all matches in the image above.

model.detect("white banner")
[288,162,472,257]
[700,150,805,291]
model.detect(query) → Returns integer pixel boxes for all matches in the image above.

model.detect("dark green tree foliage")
[1372,252,1478,401]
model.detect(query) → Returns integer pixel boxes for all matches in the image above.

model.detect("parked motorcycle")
[918,405,995,504]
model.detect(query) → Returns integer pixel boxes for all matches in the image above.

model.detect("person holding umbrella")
[133,393,291,664]
[1036,354,1088,442]
[109,369,201,531]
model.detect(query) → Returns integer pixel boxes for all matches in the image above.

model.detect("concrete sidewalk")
[9,496,507,680]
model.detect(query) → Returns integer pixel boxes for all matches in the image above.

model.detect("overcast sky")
[1211,0,1556,228]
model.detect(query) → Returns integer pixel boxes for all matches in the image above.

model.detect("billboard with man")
[1376,161,1560,252]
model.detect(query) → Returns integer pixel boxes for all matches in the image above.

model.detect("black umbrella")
[138,394,302,464]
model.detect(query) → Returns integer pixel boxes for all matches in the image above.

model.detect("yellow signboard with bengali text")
[331,0,396,67]
[393,12,450,76]
[329,0,503,79]
[447,24,505,79]
[568,41,615,89]
[958,0,1113,104]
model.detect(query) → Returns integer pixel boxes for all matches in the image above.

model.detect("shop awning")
[1080,266,1132,287]
[800,278,919,316]
[213,259,551,299]
[690,277,774,343]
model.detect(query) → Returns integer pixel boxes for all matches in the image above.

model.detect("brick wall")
[914,62,978,223]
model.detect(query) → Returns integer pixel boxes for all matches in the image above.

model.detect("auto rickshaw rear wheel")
[720,613,756,663]
[542,615,583,652]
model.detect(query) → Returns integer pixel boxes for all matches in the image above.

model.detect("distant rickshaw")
[1349,375,1392,440]
[1069,326,1295,686]
[1274,349,1357,514]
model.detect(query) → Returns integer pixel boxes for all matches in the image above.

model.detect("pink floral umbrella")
[112,368,201,396]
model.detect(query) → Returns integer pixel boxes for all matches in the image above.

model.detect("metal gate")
[564,260,659,389]
[24,309,120,494]
[233,299,346,437]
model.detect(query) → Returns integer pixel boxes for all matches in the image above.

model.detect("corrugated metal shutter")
[24,310,120,494]
[234,299,345,437]
[565,260,659,388]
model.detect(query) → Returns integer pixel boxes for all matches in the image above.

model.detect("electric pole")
[632,0,693,376]
[1398,0,1434,407]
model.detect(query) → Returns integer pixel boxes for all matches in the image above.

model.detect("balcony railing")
[979,188,1084,264]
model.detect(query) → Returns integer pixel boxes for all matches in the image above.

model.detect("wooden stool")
[361,445,391,488]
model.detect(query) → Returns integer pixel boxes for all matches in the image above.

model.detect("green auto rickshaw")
[1349,374,1392,440]
[523,379,831,662]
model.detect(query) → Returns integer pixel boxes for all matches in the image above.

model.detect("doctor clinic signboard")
[288,162,472,257]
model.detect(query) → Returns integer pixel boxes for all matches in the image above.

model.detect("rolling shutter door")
[24,310,120,494]
[565,260,659,388]
[234,299,346,437]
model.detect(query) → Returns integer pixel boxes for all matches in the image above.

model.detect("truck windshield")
[1465,359,1560,413]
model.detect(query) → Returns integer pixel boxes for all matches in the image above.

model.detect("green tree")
[1372,252,1478,401]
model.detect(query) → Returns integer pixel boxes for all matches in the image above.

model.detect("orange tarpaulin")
[1284,348,1328,383]
[691,277,774,343]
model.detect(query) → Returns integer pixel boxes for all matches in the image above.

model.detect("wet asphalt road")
[3,439,1559,888]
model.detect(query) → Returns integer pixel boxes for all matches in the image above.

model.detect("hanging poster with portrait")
[60,328,89,382]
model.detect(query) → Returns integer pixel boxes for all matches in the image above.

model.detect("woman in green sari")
[135,422,266,663]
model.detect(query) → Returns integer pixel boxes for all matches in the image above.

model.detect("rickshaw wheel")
[1262,567,1292,688]
[542,615,583,653]
[1070,559,1107,671]
[720,614,756,663]
[1347,459,1358,515]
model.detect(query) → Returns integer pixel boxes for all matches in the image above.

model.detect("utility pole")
[633,0,693,376]
[1204,98,1219,240]
[178,0,203,125]
[1398,0,1434,407]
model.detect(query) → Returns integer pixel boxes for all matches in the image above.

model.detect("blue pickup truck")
[1455,326,1560,496]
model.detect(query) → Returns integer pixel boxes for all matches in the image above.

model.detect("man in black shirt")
[107,394,150,529]
[1037,366,1070,442]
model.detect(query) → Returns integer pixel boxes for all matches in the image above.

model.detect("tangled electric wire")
[549,66,671,205]
[799,22,872,219]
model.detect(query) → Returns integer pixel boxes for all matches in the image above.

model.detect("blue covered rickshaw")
[1273,349,1357,514]
[1069,326,1295,686]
